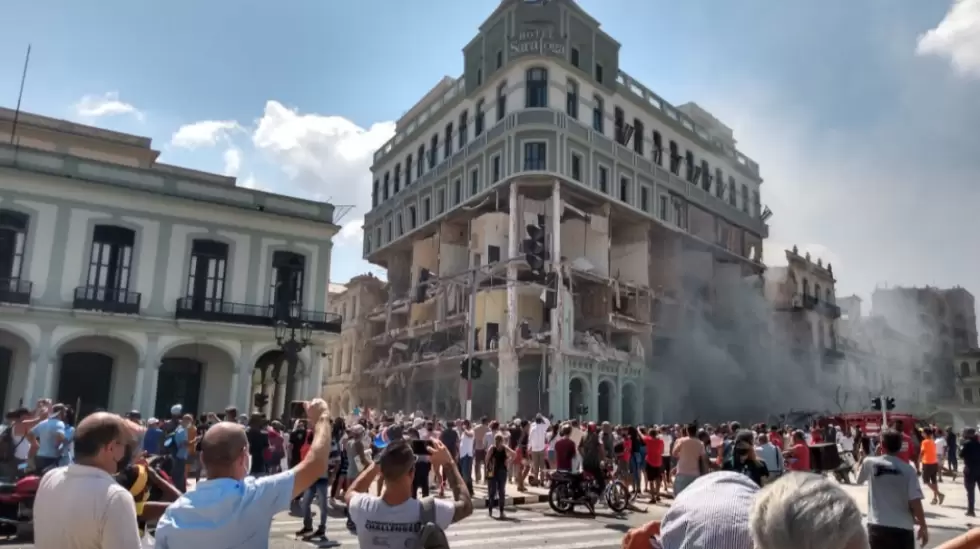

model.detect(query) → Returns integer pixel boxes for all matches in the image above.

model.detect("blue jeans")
[630,453,643,486]
[459,455,474,495]
[487,469,507,510]
[303,479,329,529]
[171,457,187,492]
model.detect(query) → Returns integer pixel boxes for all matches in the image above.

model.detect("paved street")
[268,504,636,548]
[3,474,977,547]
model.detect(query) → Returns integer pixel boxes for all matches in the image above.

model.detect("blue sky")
[1,0,978,307]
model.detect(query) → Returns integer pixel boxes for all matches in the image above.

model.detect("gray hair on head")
[750,472,868,549]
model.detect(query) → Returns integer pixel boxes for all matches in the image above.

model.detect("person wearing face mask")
[34,412,141,549]
[154,399,334,548]
[722,430,769,487]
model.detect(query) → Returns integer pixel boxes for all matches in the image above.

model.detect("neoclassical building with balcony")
[0,107,341,419]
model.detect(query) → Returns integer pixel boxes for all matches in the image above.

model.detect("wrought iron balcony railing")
[0,278,32,305]
[73,286,141,315]
[175,297,342,333]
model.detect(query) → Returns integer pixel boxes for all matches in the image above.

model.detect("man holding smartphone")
[345,438,473,549]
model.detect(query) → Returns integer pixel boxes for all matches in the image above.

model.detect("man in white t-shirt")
[528,415,549,484]
[346,439,472,549]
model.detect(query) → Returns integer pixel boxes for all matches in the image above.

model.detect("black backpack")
[0,428,20,462]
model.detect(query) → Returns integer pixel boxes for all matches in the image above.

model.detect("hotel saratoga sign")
[509,24,566,57]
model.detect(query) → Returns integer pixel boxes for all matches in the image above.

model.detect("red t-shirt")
[769,432,783,450]
[789,443,810,471]
[554,437,576,470]
[878,434,914,462]
[643,435,664,467]
[810,430,823,444]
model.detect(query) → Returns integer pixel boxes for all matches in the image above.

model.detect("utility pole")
[880,394,887,429]
[549,179,563,418]
[464,264,478,420]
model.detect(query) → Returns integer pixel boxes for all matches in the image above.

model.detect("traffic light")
[459,358,483,380]
[523,223,547,275]
[871,396,882,411]
[885,397,896,411]
[254,393,269,408]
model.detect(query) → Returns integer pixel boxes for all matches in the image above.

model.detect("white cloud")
[74,92,143,121]
[171,120,242,149]
[222,148,242,176]
[251,100,395,213]
[916,0,980,78]
[337,218,364,242]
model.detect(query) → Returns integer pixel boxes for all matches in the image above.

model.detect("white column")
[133,365,146,413]
[145,366,160,419]
[228,370,240,410]
[235,360,254,415]
[22,359,37,406]
[549,179,564,419]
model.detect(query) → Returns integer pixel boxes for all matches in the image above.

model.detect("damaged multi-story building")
[359,0,768,422]
[320,275,386,415]
[872,285,978,401]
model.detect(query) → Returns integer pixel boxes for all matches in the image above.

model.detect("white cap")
[170,404,183,415]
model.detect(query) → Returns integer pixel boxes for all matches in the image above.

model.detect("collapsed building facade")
[358,0,769,422]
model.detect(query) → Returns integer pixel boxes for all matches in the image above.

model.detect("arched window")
[0,209,29,282]
[652,131,663,166]
[186,239,228,311]
[475,99,486,135]
[496,83,507,121]
[668,141,679,174]
[592,95,604,133]
[815,283,822,301]
[802,278,810,297]
[961,361,971,378]
[825,288,833,303]
[525,67,548,108]
[458,111,468,148]
[566,79,578,118]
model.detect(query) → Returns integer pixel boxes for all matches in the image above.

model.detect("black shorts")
[645,464,661,479]
[922,463,939,484]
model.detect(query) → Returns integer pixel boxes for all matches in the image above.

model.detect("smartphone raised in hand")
[289,401,307,420]
[411,439,433,456]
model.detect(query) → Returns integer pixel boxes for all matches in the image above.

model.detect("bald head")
[74,412,126,459]
[201,421,247,472]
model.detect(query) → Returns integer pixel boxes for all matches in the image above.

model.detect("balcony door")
[0,210,28,287]
[155,358,202,419]
[84,225,135,303]
[58,352,112,419]
[270,251,305,320]
[187,240,228,312]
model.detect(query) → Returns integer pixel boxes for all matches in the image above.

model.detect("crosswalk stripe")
[269,515,556,533]
[272,512,624,547]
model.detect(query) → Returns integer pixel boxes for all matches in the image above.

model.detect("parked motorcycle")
[548,463,629,515]
[0,462,48,539]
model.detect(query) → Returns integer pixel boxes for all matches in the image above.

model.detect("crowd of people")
[5,398,980,549]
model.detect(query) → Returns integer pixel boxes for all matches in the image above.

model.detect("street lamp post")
[274,317,313,425]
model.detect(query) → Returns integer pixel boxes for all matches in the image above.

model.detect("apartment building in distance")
[764,246,843,381]
[0,107,341,420]
[359,0,769,422]
[872,286,978,400]
[320,274,386,415]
